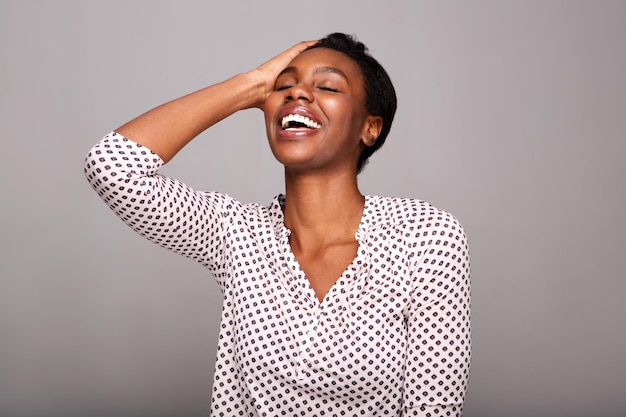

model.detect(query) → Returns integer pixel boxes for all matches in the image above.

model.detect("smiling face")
[264,47,381,175]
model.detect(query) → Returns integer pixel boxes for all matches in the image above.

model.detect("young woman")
[85,33,471,417]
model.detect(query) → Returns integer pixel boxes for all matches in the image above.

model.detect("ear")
[361,115,383,147]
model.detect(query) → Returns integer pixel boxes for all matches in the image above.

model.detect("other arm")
[403,215,471,416]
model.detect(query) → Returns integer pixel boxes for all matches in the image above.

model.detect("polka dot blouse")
[84,132,471,416]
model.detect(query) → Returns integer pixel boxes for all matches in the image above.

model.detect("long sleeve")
[84,131,233,274]
[403,216,471,416]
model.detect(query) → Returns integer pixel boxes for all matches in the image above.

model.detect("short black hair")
[307,33,397,173]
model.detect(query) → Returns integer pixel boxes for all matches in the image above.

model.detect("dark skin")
[116,43,382,302]
[264,48,382,301]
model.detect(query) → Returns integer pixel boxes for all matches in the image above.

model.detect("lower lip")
[276,127,320,139]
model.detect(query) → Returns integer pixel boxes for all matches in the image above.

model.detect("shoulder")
[367,195,467,244]
[207,194,283,232]
[201,192,268,219]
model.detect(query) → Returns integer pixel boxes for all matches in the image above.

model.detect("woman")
[85,33,471,417]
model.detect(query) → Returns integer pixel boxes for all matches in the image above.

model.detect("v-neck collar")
[269,194,377,307]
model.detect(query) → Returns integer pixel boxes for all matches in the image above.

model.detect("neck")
[283,168,364,248]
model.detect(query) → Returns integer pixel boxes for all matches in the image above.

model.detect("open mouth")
[280,114,321,130]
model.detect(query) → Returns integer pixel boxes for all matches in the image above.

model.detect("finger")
[264,41,314,68]
[280,40,318,61]
[292,39,318,52]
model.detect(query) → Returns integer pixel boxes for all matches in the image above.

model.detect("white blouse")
[85,132,471,417]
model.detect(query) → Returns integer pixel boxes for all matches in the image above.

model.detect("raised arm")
[116,40,316,162]
[84,40,316,274]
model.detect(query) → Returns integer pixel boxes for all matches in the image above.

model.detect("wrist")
[239,69,269,109]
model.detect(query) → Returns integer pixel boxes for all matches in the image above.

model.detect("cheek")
[323,99,353,128]
[325,98,366,135]
[327,96,362,118]
[263,96,281,128]
[263,92,283,114]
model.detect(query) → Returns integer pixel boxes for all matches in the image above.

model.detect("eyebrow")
[278,65,349,81]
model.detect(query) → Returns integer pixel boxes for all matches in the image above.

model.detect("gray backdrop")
[1,1,625,416]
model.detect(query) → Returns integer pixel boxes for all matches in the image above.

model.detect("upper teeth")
[281,114,321,129]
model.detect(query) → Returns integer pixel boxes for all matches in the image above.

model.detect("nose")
[285,82,313,102]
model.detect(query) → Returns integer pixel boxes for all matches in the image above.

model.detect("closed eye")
[275,85,293,91]
[318,86,339,92]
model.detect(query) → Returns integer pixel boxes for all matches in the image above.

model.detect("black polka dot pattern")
[85,132,471,416]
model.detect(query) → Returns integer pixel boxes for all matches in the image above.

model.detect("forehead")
[286,47,363,82]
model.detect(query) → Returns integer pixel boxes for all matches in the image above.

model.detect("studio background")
[1,1,625,416]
